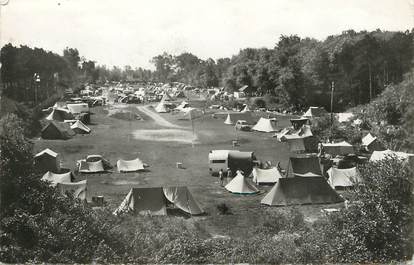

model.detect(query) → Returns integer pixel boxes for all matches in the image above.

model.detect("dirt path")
[137,105,182,128]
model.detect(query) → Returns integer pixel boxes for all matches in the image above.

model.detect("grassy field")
[33,98,344,238]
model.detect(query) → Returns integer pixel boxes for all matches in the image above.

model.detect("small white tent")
[78,160,105,173]
[252,117,277,132]
[251,167,283,184]
[42,171,72,186]
[117,158,145,172]
[224,114,233,125]
[155,102,169,113]
[70,120,91,134]
[327,167,360,189]
[225,171,259,194]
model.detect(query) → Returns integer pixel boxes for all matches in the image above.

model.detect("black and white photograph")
[0,0,413,263]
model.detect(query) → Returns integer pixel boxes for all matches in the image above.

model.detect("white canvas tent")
[34,148,61,174]
[78,160,105,173]
[225,171,259,194]
[67,103,89,114]
[241,105,250,112]
[224,114,233,124]
[252,117,277,132]
[370,149,414,162]
[327,167,360,188]
[57,180,87,200]
[303,106,328,118]
[70,120,91,134]
[117,158,145,172]
[42,171,72,186]
[177,108,203,120]
[163,186,204,215]
[251,167,283,184]
[155,102,169,113]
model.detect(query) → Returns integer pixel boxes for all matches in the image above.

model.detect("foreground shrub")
[324,157,413,263]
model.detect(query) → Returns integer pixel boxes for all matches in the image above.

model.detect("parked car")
[235,120,251,131]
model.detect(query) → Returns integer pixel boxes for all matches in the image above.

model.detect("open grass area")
[33,99,344,239]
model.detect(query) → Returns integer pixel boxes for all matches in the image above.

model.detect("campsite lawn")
[33,99,344,238]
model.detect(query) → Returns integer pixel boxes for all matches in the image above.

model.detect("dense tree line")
[151,29,413,111]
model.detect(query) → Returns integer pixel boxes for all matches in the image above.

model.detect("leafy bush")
[324,157,414,263]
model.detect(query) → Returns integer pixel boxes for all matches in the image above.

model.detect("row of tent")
[41,120,91,140]
[41,171,87,200]
[77,156,147,173]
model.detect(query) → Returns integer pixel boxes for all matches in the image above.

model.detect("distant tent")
[287,138,306,153]
[177,108,203,120]
[327,167,360,189]
[155,102,169,113]
[114,187,203,216]
[280,125,313,141]
[86,155,112,169]
[216,111,255,124]
[174,91,186,98]
[290,118,309,129]
[251,167,283,184]
[362,133,384,152]
[46,108,74,122]
[290,156,322,177]
[160,92,174,102]
[70,120,91,134]
[322,141,354,156]
[117,158,145,172]
[175,101,190,111]
[57,180,87,200]
[78,160,105,173]
[336,113,354,123]
[41,121,75,140]
[252,117,277,132]
[67,103,89,114]
[302,107,328,118]
[42,171,71,186]
[224,114,233,125]
[241,105,250,112]
[34,148,60,174]
[225,171,259,194]
[370,149,414,162]
[163,186,204,215]
[261,177,343,206]
[53,101,67,109]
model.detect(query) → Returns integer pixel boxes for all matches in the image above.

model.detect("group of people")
[218,168,237,186]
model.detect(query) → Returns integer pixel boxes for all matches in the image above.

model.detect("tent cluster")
[36,148,87,200]
[42,100,91,140]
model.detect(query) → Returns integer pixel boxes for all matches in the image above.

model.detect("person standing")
[218,169,224,186]
[226,168,232,183]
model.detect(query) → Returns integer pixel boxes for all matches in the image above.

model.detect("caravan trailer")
[208,150,256,176]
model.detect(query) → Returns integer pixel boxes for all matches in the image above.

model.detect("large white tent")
[251,117,277,132]
[225,171,259,194]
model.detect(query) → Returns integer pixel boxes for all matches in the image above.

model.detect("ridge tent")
[362,133,384,152]
[302,107,328,119]
[336,113,354,123]
[114,187,203,216]
[322,141,354,156]
[280,125,313,141]
[163,186,204,215]
[251,167,283,184]
[225,171,259,194]
[241,105,250,112]
[41,171,71,186]
[117,158,145,172]
[45,108,74,122]
[261,177,343,206]
[41,121,76,140]
[216,111,256,124]
[327,167,360,189]
[155,102,169,113]
[70,120,91,134]
[34,148,60,174]
[370,149,414,162]
[290,156,322,177]
[57,180,87,200]
[78,160,105,173]
[252,117,277,132]
[175,101,189,111]
[67,103,89,114]
[177,108,204,120]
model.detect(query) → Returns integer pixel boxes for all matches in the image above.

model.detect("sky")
[2,0,413,69]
